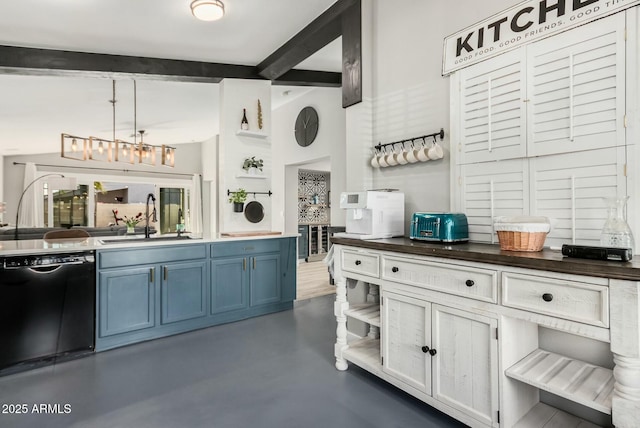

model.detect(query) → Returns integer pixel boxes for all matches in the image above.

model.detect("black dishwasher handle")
[29,265,63,273]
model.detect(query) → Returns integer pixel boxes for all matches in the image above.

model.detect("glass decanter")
[600,196,635,249]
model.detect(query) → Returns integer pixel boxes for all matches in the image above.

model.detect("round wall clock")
[294,106,319,147]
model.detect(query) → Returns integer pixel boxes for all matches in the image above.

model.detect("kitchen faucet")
[145,193,157,239]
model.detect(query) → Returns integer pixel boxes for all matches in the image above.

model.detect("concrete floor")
[0,295,466,428]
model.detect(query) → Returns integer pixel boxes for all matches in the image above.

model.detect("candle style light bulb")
[71,138,77,152]
[98,141,104,154]
[122,144,128,156]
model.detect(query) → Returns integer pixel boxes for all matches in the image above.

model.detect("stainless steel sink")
[99,236,193,245]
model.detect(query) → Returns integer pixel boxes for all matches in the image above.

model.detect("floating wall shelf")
[236,130,268,139]
[235,174,267,179]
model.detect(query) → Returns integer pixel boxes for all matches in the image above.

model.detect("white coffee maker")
[334,190,405,239]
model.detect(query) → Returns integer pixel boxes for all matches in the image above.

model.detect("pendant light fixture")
[61,80,176,167]
[191,0,225,21]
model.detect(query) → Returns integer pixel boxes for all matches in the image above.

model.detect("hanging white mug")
[370,148,380,168]
[385,146,398,166]
[417,139,430,162]
[428,140,444,160]
[406,140,420,163]
[378,147,389,167]
[396,143,409,165]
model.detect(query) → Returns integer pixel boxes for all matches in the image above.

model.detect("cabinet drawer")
[211,239,281,257]
[99,244,206,269]
[341,250,379,279]
[502,272,609,327]
[382,256,498,303]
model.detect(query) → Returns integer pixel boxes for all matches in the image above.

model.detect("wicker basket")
[496,230,548,251]
[494,216,551,252]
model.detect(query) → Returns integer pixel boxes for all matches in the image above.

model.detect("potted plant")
[229,188,247,212]
[113,211,144,234]
[242,156,264,175]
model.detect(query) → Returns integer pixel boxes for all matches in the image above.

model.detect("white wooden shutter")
[457,49,527,164]
[459,159,529,243]
[527,13,625,157]
[530,147,627,248]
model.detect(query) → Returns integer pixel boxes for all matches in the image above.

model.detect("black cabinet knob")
[429,348,437,356]
[421,346,429,353]
[465,279,475,287]
[392,266,399,273]
[542,293,553,302]
[355,260,362,265]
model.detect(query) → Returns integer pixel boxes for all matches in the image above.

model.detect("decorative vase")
[247,167,257,175]
[233,202,244,213]
[600,196,634,249]
[126,225,135,234]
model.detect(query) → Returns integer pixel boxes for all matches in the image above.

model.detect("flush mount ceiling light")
[191,0,225,21]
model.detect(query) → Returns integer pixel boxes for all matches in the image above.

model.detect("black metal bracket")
[373,128,445,153]
[227,189,273,197]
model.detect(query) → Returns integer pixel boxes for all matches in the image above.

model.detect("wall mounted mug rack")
[371,128,445,168]
[227,189,273,197]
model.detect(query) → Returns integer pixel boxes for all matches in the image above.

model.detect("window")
[40,172,195,235]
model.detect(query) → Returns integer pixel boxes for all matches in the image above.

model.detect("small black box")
[561,244,632,262]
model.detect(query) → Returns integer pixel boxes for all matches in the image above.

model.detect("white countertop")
[0,233,298,256]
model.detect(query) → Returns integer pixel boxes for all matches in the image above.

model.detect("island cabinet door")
[98,266,156,337]
[431,304,499,427]
[381,291,432,395]
[249,253,281,306]
[210,257,248,314]
[160,261,208,325]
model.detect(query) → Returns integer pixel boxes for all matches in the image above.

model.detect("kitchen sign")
[442,0,639,75]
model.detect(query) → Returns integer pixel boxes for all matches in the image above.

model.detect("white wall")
[366,0,516,232]
[218,79,272,233]
[272,87,346,233]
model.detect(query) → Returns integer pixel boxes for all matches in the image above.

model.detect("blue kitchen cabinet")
[98,266,156,337]
[161,260,208,325]
[250,253,281,306]
[96,244,209,351]
[96,237,296,351]
[210,237,296,321]
[210,257,248,314]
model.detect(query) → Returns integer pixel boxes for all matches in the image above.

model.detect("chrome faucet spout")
[145,193,156,239]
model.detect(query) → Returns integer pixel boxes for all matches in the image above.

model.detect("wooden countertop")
[331,237,640,281]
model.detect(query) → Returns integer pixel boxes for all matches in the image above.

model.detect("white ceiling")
[0,0,343,155]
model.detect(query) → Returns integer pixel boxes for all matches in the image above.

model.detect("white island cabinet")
[332,238,640,428]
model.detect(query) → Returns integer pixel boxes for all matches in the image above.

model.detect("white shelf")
[343,338,381,375]
[514,402,602,428]
[235,174,267,179]
[236,130,268,139]
[344,303,380,327]
[506,349,614,414]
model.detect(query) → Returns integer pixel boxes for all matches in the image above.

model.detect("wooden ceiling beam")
[256,0,357,80]
[0,45,341,86]
[257,0,362,107]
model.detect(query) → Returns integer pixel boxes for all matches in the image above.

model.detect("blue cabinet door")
[98,266,155,337]
[211,257,248,314]
[161,261,208,325]
[250,253,281,306]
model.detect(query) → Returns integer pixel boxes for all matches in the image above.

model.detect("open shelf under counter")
[344,303,380,327]
[506,348,614,415]
[514,402,602,428]
[235,130,268,139]
[343,338,381,375]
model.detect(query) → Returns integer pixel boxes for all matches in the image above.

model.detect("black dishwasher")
[0,251,96,373]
